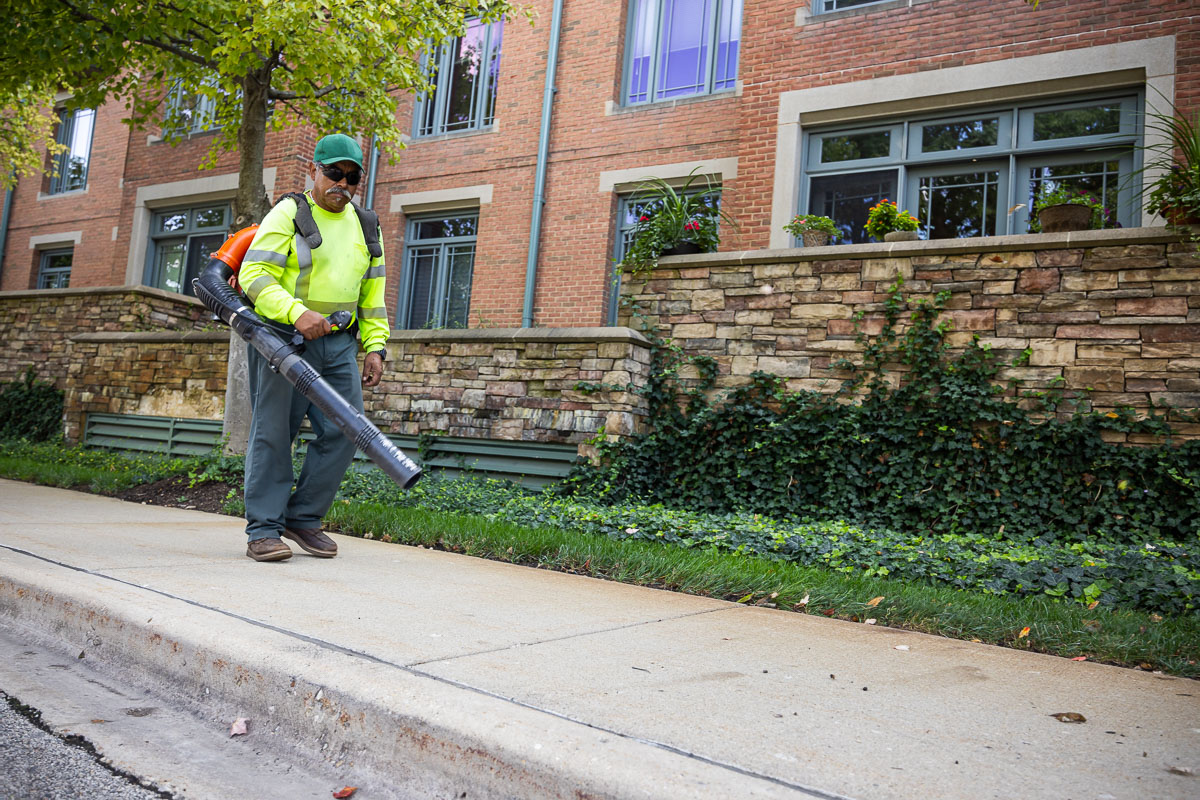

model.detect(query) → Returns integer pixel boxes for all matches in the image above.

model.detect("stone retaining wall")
[369,329,652,447]
[0,286,214,390]
[62,331,230,442]
[618,228,1200,441]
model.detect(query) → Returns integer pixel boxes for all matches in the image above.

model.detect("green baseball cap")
[313,134,364,169]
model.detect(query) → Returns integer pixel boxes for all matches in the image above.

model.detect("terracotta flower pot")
[1037,203,1092,233]
[883,230,919,242]
[801,231,831,247]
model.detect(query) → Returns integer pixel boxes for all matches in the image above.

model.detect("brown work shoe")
[282,527,338,558]
[246,537,292,562]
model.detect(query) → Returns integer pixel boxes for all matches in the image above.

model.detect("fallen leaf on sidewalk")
[1071,656,1088,662]
[894,645,910,651]
[1166,766,1194,776]
[866,596,884,608]
[1018,626,1030,639]
[333,788,358,799]
[229,717,249,737]
[1050,712,1086,723]
[865,618,877,625]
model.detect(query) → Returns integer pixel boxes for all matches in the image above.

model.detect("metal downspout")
[522,0,565,328]
[364,135,380,210]
[0,185,12,280]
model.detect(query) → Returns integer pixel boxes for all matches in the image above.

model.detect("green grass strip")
[326,500,1200,678]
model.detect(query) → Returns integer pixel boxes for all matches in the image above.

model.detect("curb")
[0,552,814,800]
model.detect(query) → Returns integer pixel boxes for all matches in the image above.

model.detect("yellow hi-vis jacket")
[239,193,389,354]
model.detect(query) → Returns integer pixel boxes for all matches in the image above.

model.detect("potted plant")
[1139,105,1200,228]
[619,170,735,271]
[783,213,840,247]
[1030,184,1114,233]
[865,199,920,242]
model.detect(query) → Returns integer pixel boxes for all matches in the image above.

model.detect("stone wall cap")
[0,284,207,306]
[644,227,1183,270]
[388,327,652,346]
[70,331,230,343]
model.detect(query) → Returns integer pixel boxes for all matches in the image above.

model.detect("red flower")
[638,215,649,222]
[684,220,701,231]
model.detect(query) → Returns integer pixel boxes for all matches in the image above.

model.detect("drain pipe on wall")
[363,135,380,211]
[522,0,565,328]
[0,185,12,281]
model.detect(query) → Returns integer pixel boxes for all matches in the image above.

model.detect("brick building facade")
[1,1,1193,332]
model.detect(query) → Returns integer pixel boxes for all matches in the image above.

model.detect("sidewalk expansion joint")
[0,542,854,800]
[405,605,742,668]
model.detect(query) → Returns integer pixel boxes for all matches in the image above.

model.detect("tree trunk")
[232,67,272,228]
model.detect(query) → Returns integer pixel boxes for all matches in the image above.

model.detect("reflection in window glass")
[918,171,999,239]
[1033,105,1121,141]
[38,249,73,289]
[921,119,998,153]
[810,169,897,244]
[625,0,740,104]
[1027,160,1122,230]
[156,241,187,294]
[820,0,888,11]
[403,214,477,328]
[49,108,95,194]
[194,207,226,228]
[821,131,890,163]
[159,213,187,232]
[417,19,503,137]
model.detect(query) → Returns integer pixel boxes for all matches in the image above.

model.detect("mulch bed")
[111,475,241,515]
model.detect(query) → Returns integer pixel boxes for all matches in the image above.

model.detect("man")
[237,133,389,562]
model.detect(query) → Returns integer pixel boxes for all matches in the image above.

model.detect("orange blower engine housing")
[210,225,259,293]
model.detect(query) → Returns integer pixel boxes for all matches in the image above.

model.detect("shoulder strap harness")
[276,192,382,259]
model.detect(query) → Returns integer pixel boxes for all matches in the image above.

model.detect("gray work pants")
[243,332,362,541]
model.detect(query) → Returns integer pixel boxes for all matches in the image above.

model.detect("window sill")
[37,188,88,201]
[796,0,935,27]
[606,86,741,116]
[409,125,498,144]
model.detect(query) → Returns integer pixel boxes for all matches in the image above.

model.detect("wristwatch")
[366,348,387,362]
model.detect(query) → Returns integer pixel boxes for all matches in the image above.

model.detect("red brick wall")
[2,1,1195,331]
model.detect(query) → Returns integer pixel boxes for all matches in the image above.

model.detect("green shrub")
[564,282,1200,545]
[0,367,64,441]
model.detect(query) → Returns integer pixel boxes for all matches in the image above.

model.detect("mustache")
[326,186,351,198]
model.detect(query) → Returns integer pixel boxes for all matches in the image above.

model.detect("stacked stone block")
[619,229,1200,441]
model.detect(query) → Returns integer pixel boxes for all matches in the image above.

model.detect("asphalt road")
[0,693,166,800]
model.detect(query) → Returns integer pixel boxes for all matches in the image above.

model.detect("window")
[399,214,477,328]
[816,0,891,13]
[48,108,95,195]
[608,188,722,323]
[37,249,72,289]
[165,81,218,135]
[416,19,504,137]
[146,205,230,295]
[624,0,740,105]
[800,94,1140,243]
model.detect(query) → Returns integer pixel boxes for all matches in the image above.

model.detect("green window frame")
[815,0,893,13]
[164,80,220,136]
[624,0,741,106]
[415,19,504,138]
[37,248,73,289]
[398,213,478,329]
[48,107,95,195]
[145,204,230,295]
[799,93,1141,243]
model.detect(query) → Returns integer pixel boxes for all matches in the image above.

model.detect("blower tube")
[193,250,422,491]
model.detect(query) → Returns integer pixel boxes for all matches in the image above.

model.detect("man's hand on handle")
[362,351,383,388]
[294,309,332,340]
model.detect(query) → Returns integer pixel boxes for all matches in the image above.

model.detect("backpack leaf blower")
[193,225,422,491]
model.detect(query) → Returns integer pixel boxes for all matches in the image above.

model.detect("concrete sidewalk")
[0,479,1196,800]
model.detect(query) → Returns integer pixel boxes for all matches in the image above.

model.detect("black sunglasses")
[317,164,362,186]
